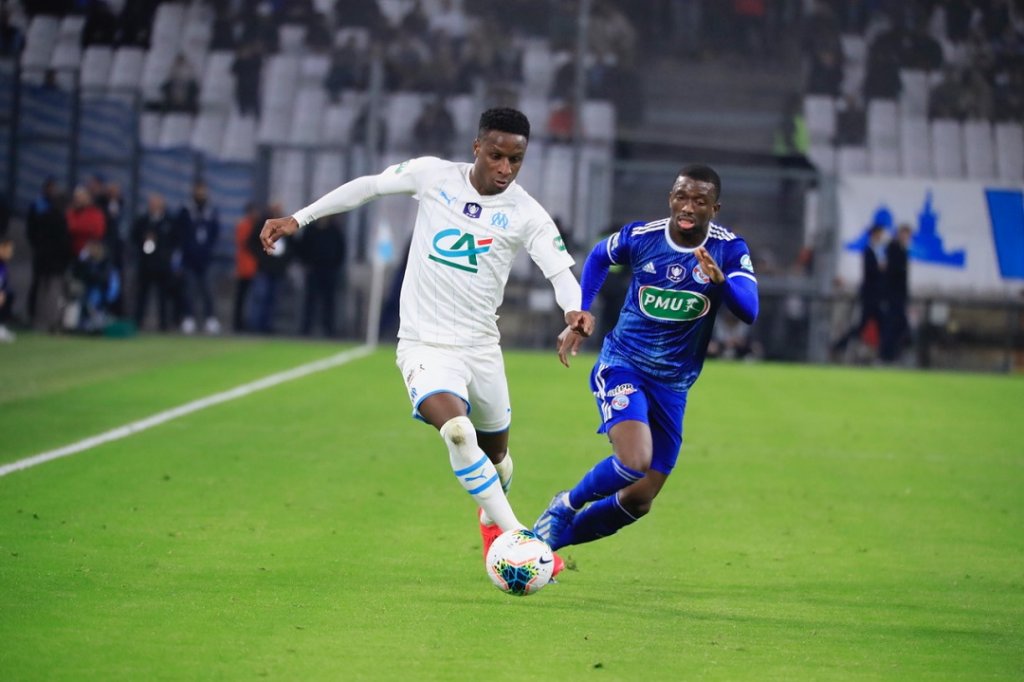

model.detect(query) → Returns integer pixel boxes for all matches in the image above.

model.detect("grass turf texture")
[1,334,1022,681]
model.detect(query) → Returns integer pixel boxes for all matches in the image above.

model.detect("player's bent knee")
[619,491,654,518]
[440,415,475,447]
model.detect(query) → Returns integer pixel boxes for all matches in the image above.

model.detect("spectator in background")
[831,223,888,359]
[161,54,200,114]
[81,0,119,47]
[881,223,912,363]
[324,36,371,102]
[177,180,221,335]
[66,185,106,258]
[297,217,345,337]
[25,177,71,329]
[248,201,292,334]
[0,235,15,342]
[412,96,456,157]
[0,6,24,55]
[131,193,179,332]
[232,38,263,117]
[428,0,470,42]
[834,94,867,146]
[68,239,119,333]
[233,202,260,332]
[333,0,386,37]
[927,65,965,119]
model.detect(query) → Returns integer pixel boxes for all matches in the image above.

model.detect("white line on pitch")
[0,345,375,478]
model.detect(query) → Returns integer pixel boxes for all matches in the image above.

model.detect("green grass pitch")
[1,334,1022,681]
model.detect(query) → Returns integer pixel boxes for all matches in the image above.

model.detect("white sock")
[441,416,522,531]
[480,450,514,527]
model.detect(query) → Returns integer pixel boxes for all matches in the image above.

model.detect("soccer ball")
[485,528,554,596]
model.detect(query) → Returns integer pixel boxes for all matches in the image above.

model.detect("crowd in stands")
[801,0,1024,143]
[6,172,353,339]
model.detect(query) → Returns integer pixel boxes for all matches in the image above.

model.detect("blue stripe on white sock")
[452,453,489,476]
[468,473,499,495]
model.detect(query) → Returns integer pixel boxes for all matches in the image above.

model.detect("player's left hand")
[557,325,587,368]
[695,246,725,285]
[565,310,595,337]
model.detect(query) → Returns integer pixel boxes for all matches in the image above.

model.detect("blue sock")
[559,494,639,548]
[567,455,644,510]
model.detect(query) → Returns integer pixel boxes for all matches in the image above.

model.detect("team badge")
[740,254,755,272]
[463,202,482,219]
[611,394,630,410]
[553,236,566,252]
[667,263,685,282]
[490,211,509,229]
[692,265,710,284]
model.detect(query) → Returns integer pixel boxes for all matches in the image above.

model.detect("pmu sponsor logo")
[429,228,492,273]
[638,285,710,321]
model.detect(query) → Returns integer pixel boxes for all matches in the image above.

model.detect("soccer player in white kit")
[259,108,594,572]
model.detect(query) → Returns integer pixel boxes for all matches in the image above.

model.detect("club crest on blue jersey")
[429,228,492,273]
[692,265,710,284]
[667,263,685,282]
[463,202,482,219]
[611,394,630,410]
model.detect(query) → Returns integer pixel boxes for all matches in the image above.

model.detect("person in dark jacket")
[248,202,292,334]
[25,178,72,331]
[131,193,180,332]
[297,216,346,337]
[881,223,912,363]
[177,180,222,334]
[832,223,888,357]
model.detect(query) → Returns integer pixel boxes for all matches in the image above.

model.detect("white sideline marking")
[0,345,374,478]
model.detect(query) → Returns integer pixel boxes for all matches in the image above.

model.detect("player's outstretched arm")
[259,216,299,254]
[565,309,595,337]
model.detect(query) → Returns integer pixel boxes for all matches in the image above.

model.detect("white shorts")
[395,339,512,433]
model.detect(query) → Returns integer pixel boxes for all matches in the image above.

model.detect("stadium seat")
[258,55,300,144]
[199,50,235,110]
[279,24,307,54]
[807,142,836,174]
[899,69,930,118]
[867,98,899,148]
[447,93,479,139]
[190,109,228,154]
[300,54,330,87]
[290,86,328,145]
[385,92,426,153]
[963,120,995,180]
[139,111,162,148]
[323,102,358,143]
[311,151,345,199]
[869,143,900,175]
[80,46,113,91]
[582,100,616,142]
[994,122,1024,182]
[899,117,931,177]
[109,46,146,92]
[220,111,258,161]
[521,38,556,94]
[158,112,194,149]
[836,145,869,174]
[931,119,964,178]
[803,95,836,145]
[21,15,60,80]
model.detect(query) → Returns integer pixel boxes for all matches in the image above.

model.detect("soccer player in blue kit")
[533,164,759,551]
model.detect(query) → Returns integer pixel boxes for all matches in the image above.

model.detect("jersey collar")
[662,219,709,253]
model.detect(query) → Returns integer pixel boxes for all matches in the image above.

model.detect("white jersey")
[381,157,577,346]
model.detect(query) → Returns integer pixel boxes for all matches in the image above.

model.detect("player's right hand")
[557,325,586,368]
[259,216,299,254]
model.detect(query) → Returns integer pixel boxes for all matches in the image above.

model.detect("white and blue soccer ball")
[485,528,554,596]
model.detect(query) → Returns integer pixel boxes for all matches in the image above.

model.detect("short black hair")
[478,107,530,139]
[678,163,721,200]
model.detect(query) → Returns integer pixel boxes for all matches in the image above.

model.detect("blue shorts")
[589,362,688,475]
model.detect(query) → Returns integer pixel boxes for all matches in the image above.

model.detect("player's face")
[668,175,719,245]
[470,130,527,195]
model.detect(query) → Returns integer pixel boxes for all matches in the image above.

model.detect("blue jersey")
[594,218,757,391]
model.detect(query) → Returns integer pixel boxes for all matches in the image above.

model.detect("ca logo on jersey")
[429,228,493,273]
[638,285,710,321]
